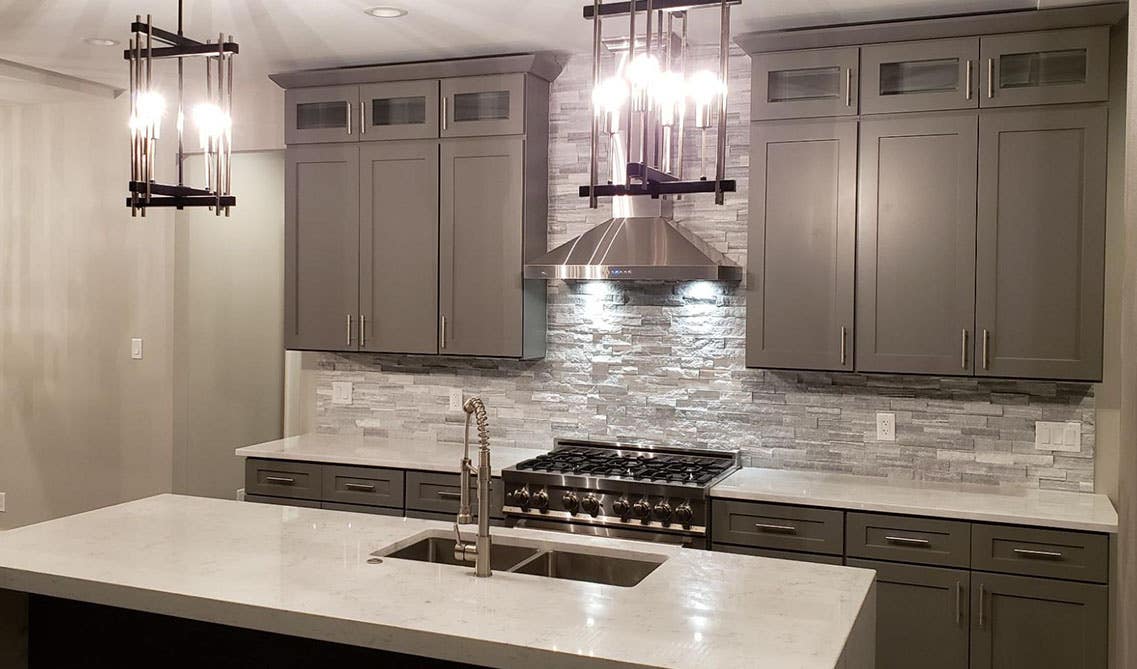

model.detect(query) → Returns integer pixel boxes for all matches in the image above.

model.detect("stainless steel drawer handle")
[441,96,448,131]
[344,482,375,492]
[440,314,447,350]
[965,60,973,101]
[955,581,962,625]
[346,314,354,347]
[754,523,798,534]
[360,313,367,348]
[437,491,462,500]
[360,101,366,134]
[346,99,352,135]
[961,328,968,369]
[1013,548,1064,560]
[986,58,994,99]
[845,67,853,107]
[840,326,847,366]
[885,535,931,546]
[265,476,295,485]
[982,329,990,370]
[978,584,986,627]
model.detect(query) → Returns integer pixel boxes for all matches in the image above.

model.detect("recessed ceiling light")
[364,6,408,18]
[84,37,119,47]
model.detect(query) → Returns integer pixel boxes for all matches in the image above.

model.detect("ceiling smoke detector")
[364,6,408,18]
[84,37,119,46]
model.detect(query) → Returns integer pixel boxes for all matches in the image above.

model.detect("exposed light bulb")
[130,90,166,138]
[687,70,725,129]
[592,76,628,134]
[652,71,686,128]
[192,102,231,148]
[624,53,660,112]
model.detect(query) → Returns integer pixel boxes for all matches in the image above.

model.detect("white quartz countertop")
[236,434,540,477]
[0,495,874,669]
[712,468,1118,533]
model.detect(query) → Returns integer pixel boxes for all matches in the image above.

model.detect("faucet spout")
[454,396,493,577]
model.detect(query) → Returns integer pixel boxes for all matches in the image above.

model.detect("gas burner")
[513,445,734,485]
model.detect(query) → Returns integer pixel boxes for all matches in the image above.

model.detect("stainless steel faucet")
[454,396,492,577]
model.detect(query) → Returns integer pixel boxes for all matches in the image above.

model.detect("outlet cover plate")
[331,381,353,406]
[449,388,464,412]
[876,412,896,442]
[1035,420,1081,453]
[0,492,6,512]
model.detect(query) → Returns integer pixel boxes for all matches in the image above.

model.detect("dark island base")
[28,595,484,668]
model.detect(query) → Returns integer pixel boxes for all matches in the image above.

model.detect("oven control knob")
[653,501,673,523]
[562,493,580,513]
[531,490,549,510]
[632,499,652,520]
[674,503,694,525]
[612,498,631,518]
[510,488,530,509]
[581,495,601,517]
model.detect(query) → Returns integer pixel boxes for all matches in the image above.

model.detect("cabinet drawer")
[847,512,971,568]
[715,543,844,566]
[321,502,404,517]
[405,471,505,519]
[712,500,843,555]
[322,465,404,508]
[245,459,323,500]
[972,524,1108,583]
[245,494,321,509]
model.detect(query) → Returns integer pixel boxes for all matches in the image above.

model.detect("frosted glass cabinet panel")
[441,74,525,137]
[285,85,360,144]
[979,27,1108,107]
[752,47,859,120]
[359,79,439,141]
[861,38,979,114]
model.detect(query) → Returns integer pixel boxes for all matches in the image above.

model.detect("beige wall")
[0,96,174,530]
[173,151,284,499]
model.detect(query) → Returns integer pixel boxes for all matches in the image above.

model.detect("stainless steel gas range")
[501,438,740,549]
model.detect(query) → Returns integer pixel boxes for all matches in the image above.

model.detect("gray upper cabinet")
[975,105,1106,380]
[285,85,360,145]
[441,74,526,137]
[284,144,360,351]
[746,119,856,371]
[971,572,1108,669]
[979,27,1109,108]
[861,38,979,114]
[440,137,539,358]
[751,47,859,121]
[856,112,979,376]
[359,80,439,141]
[359,140,439,354]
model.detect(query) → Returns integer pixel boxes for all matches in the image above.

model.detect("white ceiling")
[0,0,1064,91]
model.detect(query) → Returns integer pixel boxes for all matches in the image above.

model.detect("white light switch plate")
[331,381,353,405]
[1035,420,1081,452]
[876,413,896,442]
[0,492,6,512]
[130,337,143,360]
[449,388,464,412]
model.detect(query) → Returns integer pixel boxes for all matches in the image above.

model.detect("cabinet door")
[861,38,979,114]
[847,560,969,669]
[975,106,1106,380]
[359,80,439,141]
[285,85,359,144]
[856,112,978,375]
[751,47,859,121]
[980,27,1109,108]
[746,119,856,371]
[284,144,360,351]
[971,572,1108,669]
[439,137,525,357]
[359,141,439,354]
[440,74,526,137]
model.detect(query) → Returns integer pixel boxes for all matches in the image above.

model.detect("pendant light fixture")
[125,1,238,216]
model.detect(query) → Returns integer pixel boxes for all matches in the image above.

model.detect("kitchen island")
[0,494,875,668]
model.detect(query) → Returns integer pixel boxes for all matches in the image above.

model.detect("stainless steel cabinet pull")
[437,491,462,500]
[360,101,366,134]
[965,60,973,100]
[978,584,986,627]
[440,314,447,349]
[344,482,375,492]
[955,581,962,625]
[845,67,853,107]
[441,96,448,131]
[754,523,798,534]
[1013,548,1064,560]
[982,329,990,370]
[961,329,968,369]
[986,58,994,98]
[265,476,295,485]
[346,314,354,347]
[885,535,931,546]
[346,99,352,135]
[840,326,848,366]
[360,314,367,347]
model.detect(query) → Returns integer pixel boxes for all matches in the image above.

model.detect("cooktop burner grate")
[513,447,734,484]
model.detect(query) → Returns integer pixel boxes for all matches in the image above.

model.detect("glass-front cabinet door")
[752,47,859,121]
[979,27,1108,107]
[359,80,439,141]
[861,38,979,114]
[285,85,360,144]
[440,74,526,137]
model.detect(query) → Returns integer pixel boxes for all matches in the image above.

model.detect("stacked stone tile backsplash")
[311,46,1095,492]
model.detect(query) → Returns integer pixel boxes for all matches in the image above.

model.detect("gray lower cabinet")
[746,119,856,371]
[716,544,844,566]
[440,136,545,359]
[856,112,978,375]
[284,144,360,351]
[359,140,439,354]
[246,494,321,509]
[975,105,1107,381]
[971,572,1108,669]
[847,559,970,669]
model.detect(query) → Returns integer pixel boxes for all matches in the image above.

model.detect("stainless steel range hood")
[524,196,741,281]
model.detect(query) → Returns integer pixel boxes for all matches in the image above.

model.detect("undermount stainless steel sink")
[509,549,663,587]
[375,533,665,588]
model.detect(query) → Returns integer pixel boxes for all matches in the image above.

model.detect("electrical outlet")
[331,381,353,405]
[1035,420,1081,453]
[449,388,464,411]
[0,492,6,512]
[876,413,896,442]
[236,488,245,502]
[130,337,143,360]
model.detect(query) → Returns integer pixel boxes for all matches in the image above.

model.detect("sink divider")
[507,549,549,573]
